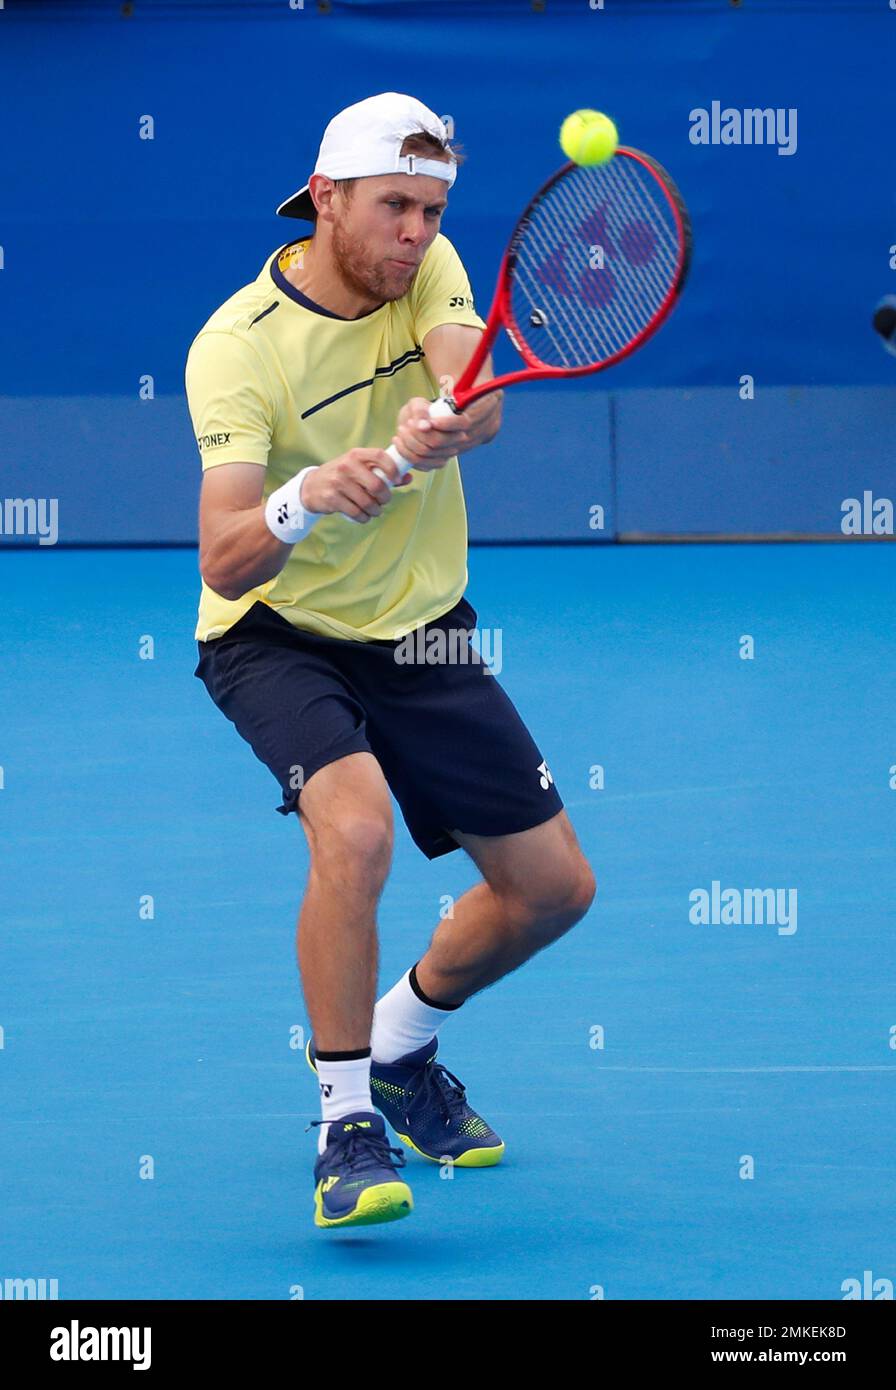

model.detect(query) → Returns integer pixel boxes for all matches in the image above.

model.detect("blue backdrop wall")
[0,0,894,543]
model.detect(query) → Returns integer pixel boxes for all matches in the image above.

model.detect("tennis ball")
[559,109,618,167]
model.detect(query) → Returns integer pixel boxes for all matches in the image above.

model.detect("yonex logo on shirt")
[448,295,474,310]
[196,432,232,450]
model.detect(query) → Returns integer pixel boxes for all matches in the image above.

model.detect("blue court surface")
[1,541,894,1301]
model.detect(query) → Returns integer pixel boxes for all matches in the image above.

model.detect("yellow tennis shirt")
[185,233,487,642]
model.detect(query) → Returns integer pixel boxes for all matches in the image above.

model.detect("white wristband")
[264,466,323,543]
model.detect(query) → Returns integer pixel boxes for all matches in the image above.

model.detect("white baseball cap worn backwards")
[276,92,457,221]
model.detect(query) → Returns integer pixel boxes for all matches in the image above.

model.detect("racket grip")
[373,396,459,487]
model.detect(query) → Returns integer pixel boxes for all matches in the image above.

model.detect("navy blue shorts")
[194,597,564,859]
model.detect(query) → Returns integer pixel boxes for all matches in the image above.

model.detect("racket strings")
[591,160,680,329]
[511,203,613,361]
[522,207,625,359]
[546,177,638,355]
[523,164,677,361]
[513,228,601,361]
[521,161,679,361]
[508,156,684,369]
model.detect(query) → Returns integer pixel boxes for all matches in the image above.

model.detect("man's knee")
[504,854,597,934]
[299,755,394,886]
[567,859,597,922]
[546,857,597,928]
[311,811,393,879]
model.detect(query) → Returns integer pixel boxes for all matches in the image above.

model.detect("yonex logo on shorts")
[393,624,502,675]
[196,431,232,449]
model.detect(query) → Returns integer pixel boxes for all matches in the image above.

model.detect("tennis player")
[186,93,596,1229]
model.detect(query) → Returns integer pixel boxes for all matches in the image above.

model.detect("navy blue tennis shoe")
[311,1111,413,1228]
[307,1039,505,1167]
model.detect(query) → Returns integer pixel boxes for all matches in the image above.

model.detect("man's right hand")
[301,448,412,523]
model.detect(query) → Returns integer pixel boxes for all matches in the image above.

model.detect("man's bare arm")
[199,449,408,602]
[389,324,503,469]
[199,463,284,602]
[424,322,503,445]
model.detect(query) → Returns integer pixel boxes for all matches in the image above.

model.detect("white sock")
[370,966,461,1064]
[316,1052,374,1153]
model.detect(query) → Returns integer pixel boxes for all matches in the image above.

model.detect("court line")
[578,1065,896,1073]
[562,783,796,806]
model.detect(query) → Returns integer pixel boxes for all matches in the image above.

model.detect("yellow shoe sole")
[314,1179,414,1229]
[396,1132,506,1168]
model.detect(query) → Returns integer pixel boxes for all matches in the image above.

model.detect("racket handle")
[374,396,459,486]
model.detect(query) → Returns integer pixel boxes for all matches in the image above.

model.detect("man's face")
[329,170,449,304]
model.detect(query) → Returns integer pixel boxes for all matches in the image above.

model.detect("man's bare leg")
[413,810,596,1007]
[295,751,393,1050]
[297,751,414,1225]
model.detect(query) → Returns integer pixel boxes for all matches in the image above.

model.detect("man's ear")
[309,173,337,221]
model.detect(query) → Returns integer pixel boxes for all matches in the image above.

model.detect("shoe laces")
[309,1119,407,1175]
[403,1059,470,1129]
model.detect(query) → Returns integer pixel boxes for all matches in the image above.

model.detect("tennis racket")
[380,146,692,482]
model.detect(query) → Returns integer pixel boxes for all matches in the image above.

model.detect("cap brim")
[276,185,316,220]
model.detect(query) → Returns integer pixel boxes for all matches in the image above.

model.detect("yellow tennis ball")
[560,109,618,167]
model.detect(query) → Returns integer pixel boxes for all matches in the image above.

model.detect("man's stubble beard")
[331,217,415,306]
